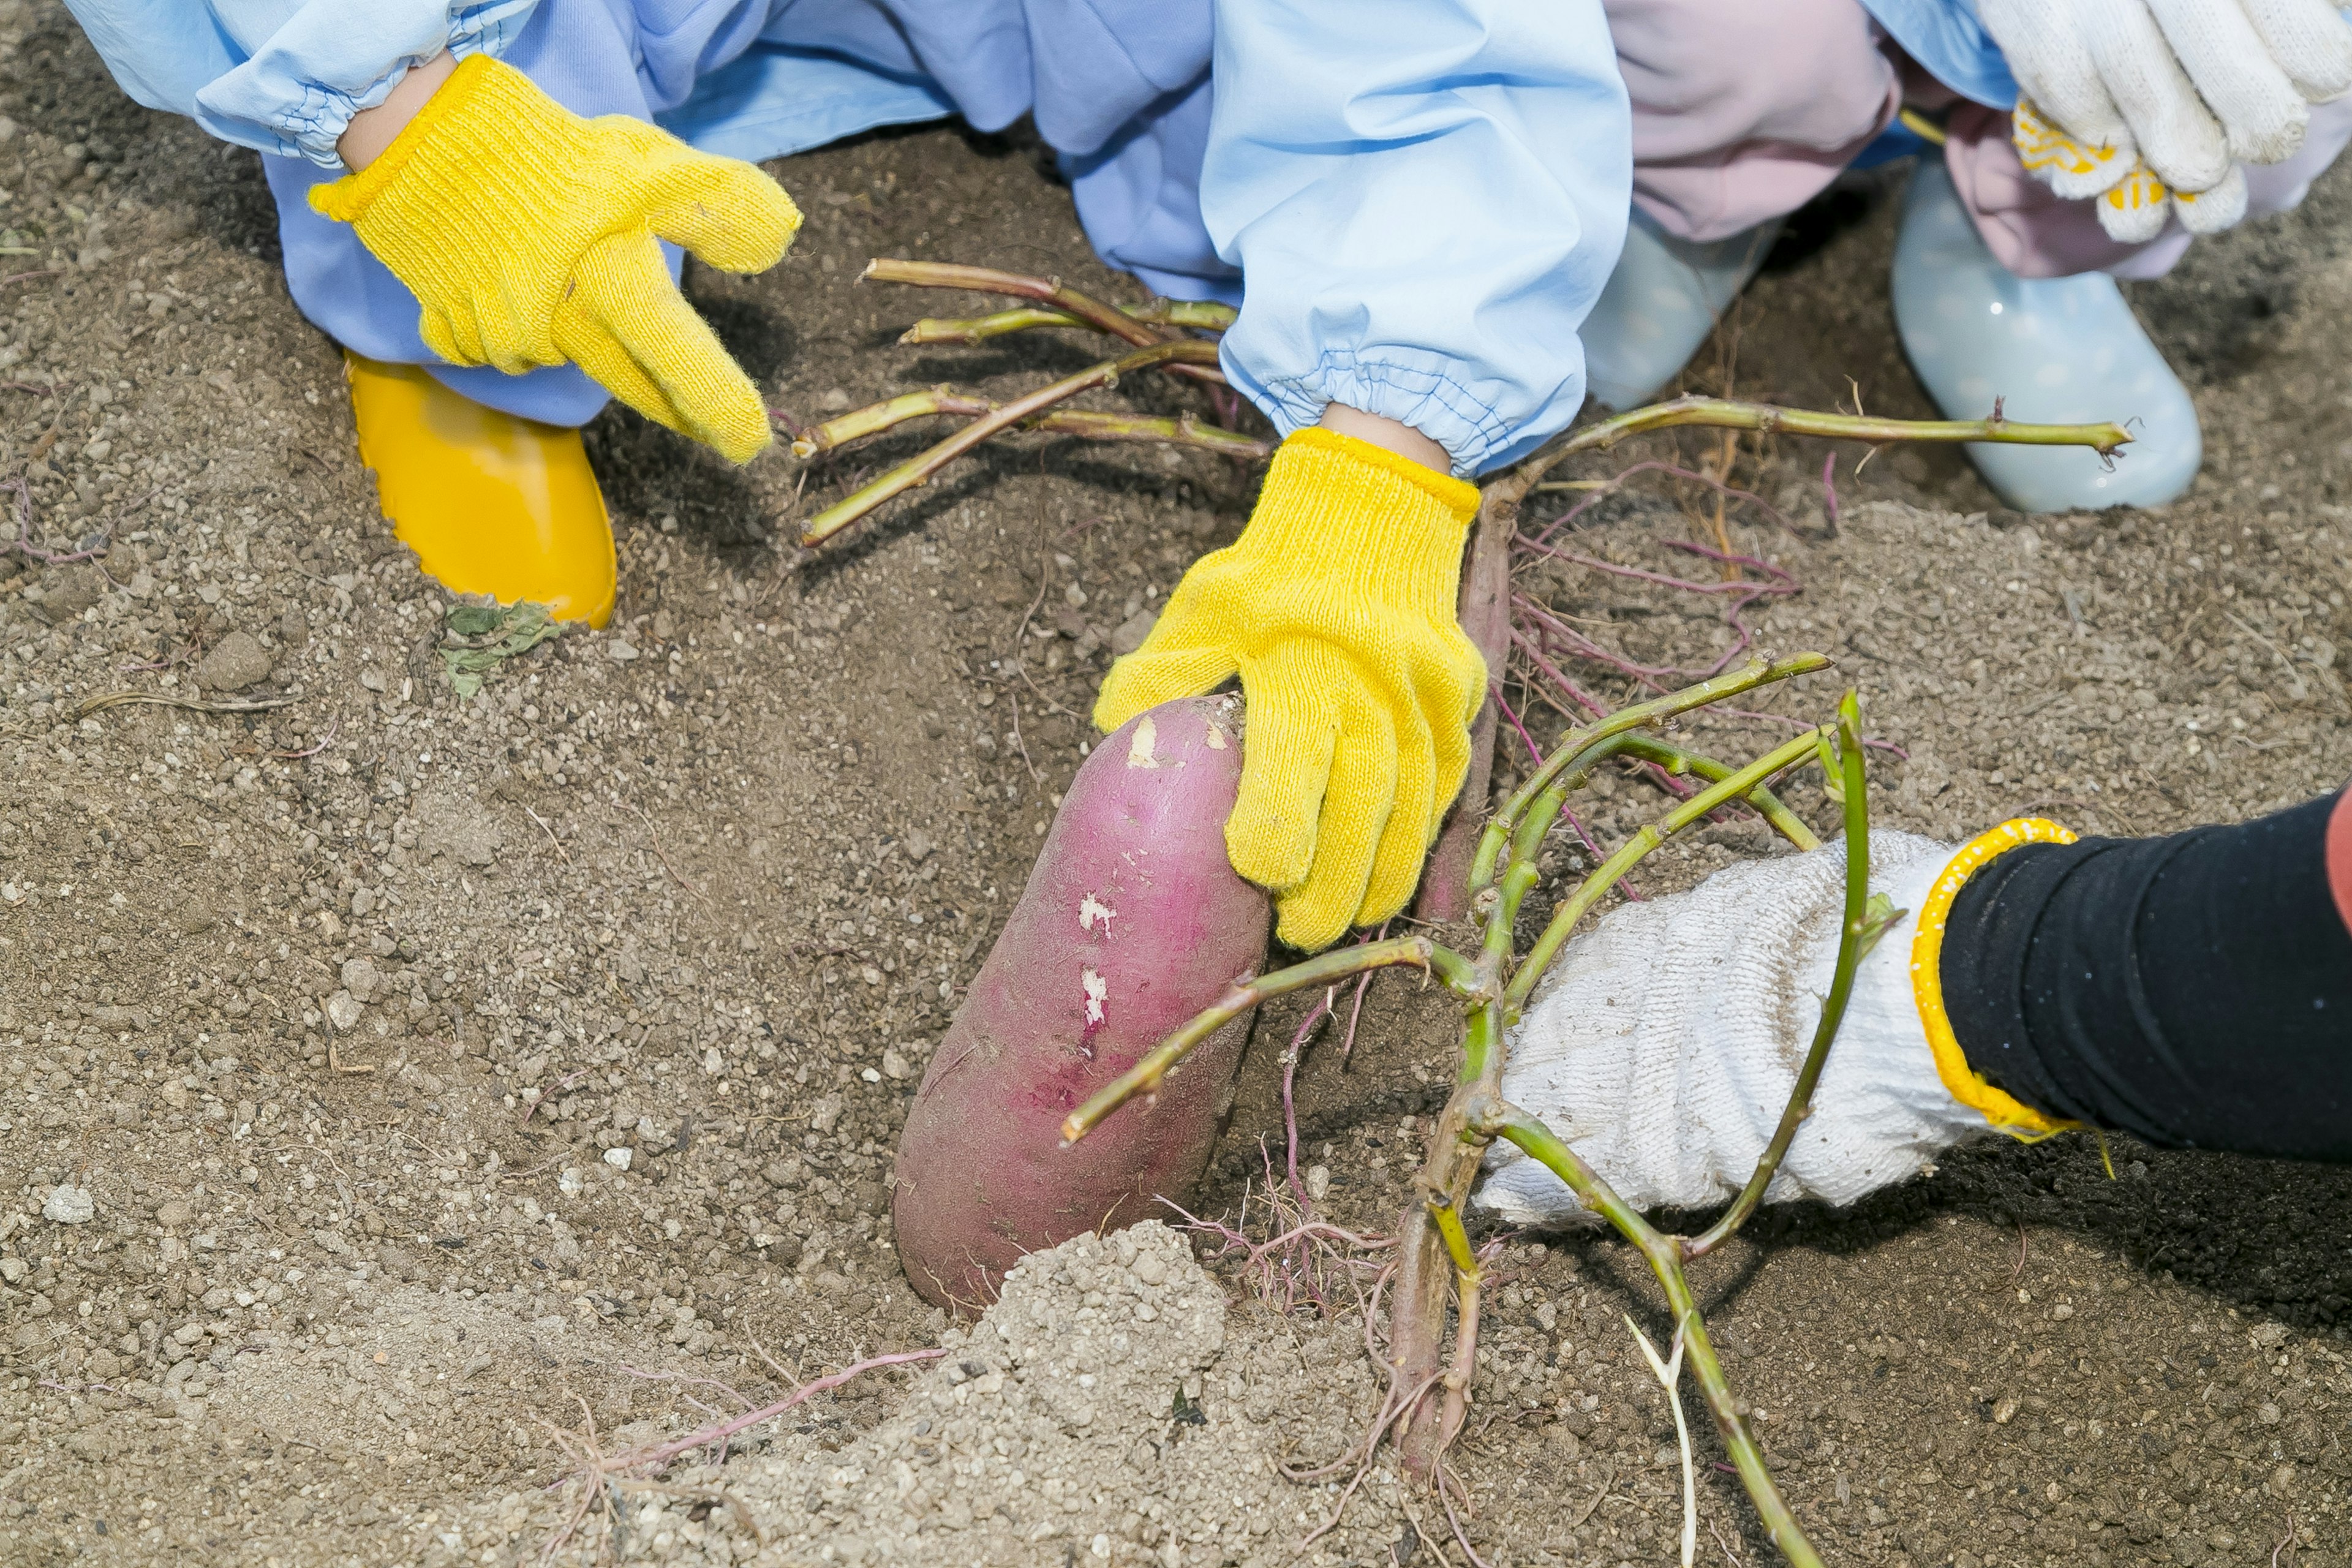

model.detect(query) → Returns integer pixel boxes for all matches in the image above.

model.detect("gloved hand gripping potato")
[1094,428,1486,952]
[1983,0,2352,239]
[310,54,801,463]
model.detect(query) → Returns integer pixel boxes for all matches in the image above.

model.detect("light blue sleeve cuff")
[1219,344,1537,479]
[1200,0,1631,480]
[189,1,540,167]
[1857,0,2017,110]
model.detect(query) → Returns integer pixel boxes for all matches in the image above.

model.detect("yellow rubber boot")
[345,353,616,627]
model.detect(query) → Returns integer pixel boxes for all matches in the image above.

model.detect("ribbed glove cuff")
[1239,428,1480,619]
[310,53,518,222]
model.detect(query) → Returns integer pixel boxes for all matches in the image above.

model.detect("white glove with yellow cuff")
[1981,0,2352,239]
[1476,826,2078,1224]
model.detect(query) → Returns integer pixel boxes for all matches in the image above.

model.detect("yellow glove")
[1095,428,1484,951]
[311,54,801,464]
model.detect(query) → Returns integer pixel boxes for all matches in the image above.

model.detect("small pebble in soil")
[194,629,274,691]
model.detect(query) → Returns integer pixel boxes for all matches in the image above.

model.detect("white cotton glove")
[1981,0,2352,238]
[1475,832,1992,1225]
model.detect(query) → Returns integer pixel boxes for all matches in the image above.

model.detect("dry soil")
[2,4,2351,1566]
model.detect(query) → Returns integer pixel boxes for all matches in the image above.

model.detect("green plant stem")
[1551,394,2132,461]
[1683,691,1869,1259]
[862,260,1167,349]
[1473,1103,1823,1568]
[1470,654,1831,891]
[1021,409,1268,457]
[793,387,1271,462]
[792,387,992,456]
[799,339,1223,546]
[1059,935,1478,1145]
[900,296,1237,345]
[1457,997,1503,1088]
[1400,676,1841,1493]
[1131,298,1240,331]
[1423,397,2122,919]
[897,306,1091,345]
[1504,725,1829,1009]
[1612,733,1822,851]
[1430,1200,1479,1280]
[1469,728,1817,940]
[859,260,1226,396]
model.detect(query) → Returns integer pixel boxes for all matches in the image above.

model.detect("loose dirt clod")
[193,627,272,691]
[496,1222,1408,1567]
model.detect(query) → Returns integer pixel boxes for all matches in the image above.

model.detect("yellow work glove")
[310,54,801,464]
[1095,428,1485,952]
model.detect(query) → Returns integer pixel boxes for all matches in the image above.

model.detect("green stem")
[1477,1104,1823,1568]
[1458,1000,1501,1088]
[1469,654,1831,890]
[794,391,1271,463]
[1468,728,1819,940]
[1059,935,1477,1145]
[791,386,990,457]
[1430,1199,1479,1280]
[1013,409,1268,459]
[1504,726,1828,1010]
[859,258,1227,396]
[896,296,1237,348]
[1612,733,1822,851]
[1133,298,1240,331]
[1684,692,1869,1259]
[1553,394,2131,461]
[799,339,1223,547]
[897,306,1091,345]
[862,259,1166,349]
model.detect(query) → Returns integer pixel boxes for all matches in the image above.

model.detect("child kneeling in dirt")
[60,1,2352,956]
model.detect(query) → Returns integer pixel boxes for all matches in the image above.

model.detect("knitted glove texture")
[1984,0,2352,239]
[1477,832,1990,1223]
[312,55,801,463]
[1095,428,1484,952]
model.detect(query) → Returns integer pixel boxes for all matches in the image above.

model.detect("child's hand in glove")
[1981,0,2352,241]
[1475,831,2070,1225]
[311,53,801,463]
[1093,428,1485,954]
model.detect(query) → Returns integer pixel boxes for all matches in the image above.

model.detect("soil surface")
[3,4,2351,1565]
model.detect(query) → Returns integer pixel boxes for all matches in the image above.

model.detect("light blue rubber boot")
[1581,210,1781,411]
[1891,159,2200,511]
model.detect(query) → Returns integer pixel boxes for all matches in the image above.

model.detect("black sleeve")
[1939,791,2352,1160]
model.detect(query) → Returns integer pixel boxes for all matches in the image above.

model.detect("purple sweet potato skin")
[892,695,1270,1309]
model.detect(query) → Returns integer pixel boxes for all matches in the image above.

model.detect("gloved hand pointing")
[1094,428,1485,953]
[311,54,801,464]
[1981,0,2352,240]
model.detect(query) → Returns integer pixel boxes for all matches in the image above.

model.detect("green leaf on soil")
[439,600,564,698]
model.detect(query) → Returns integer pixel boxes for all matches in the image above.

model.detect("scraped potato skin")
[892,695,1270,1311]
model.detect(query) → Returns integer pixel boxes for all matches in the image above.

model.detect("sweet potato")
[892,694,1270,1310]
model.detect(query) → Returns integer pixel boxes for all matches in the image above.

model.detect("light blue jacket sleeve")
[1858,0,2016,108]
[1200,0,1631,477]
[61,1,541,167]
